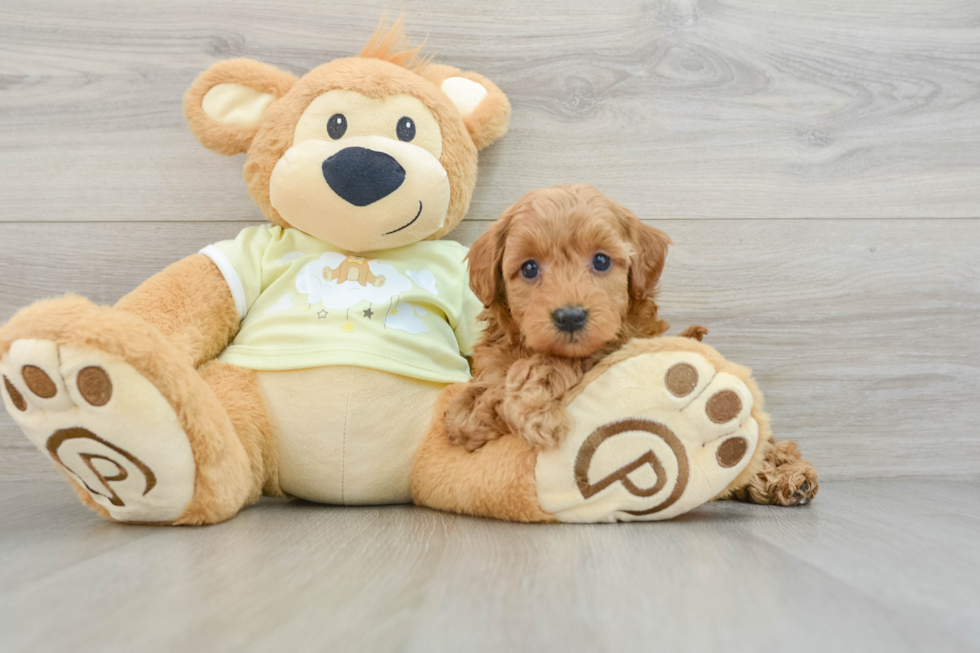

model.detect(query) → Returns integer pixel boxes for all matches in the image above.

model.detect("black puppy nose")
[552,306,589,333]
[322,147,405,207]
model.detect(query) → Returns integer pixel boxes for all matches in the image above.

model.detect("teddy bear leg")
[414,338,817,523]
[411,384,554,522]
[197,360,283,505]
[532,338,762,522]
[0,296,262,525]
[412,339,767,523]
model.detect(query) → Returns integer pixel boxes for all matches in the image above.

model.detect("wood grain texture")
[1,219,977,481]
[0,478,977,652]
[405,479,980,653]
[1,3,980,649]
[1,0,980,222]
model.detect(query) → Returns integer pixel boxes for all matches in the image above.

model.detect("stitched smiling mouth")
[383,201,423,236]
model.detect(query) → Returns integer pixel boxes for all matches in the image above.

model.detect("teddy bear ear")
[422,64,511,150]
[184,58,298,156]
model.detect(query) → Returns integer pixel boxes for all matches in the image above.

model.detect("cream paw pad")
[1,339,196,523]
[536,342,760,522]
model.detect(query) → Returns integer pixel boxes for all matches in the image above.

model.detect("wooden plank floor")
[1,477,978,653]
[1,1,979,651]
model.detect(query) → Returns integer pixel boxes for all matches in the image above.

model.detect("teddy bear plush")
[0,20,800,525]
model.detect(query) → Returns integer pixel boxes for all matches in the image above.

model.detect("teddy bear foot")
[1,339,197,523]
[535,340,761,522]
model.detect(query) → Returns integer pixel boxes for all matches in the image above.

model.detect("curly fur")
[446,185,671,451]
[445,184,819,507]
[722,440,819,506]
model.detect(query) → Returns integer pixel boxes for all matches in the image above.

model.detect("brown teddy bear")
[0,20,810,525]
[0,19,513,524]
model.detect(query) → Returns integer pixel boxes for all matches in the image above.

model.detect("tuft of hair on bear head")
[357,13,432,72]
[184,16,511,252]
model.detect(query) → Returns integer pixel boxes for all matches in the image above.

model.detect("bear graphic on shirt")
[323,255,386,288]
[296,252,410,310]
[293,253,436,336]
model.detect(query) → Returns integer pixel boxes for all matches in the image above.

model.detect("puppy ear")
[421,64,511,150]
[184,58,298,155]
[616,203,671,299]
[467,206,516,306]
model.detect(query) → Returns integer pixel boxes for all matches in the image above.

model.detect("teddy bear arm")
[444,380,508,451]
[115,254,240,367]
[411,384,553,522]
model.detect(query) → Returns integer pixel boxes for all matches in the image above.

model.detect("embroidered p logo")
[46,427,157,507]
[573,418,690,516]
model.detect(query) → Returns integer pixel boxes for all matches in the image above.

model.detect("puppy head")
[468,184,670,357]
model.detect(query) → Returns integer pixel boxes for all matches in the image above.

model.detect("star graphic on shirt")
[342,321,355,333]
[317,309,328,319]
[363,307,374,319]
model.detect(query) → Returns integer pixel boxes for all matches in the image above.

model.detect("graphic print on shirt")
[296,253,411,309]
[386,301,429,334]
[273,251,307,266]
[265,294,295,314]
[293,252,438,337]
[406,269,438,295]
[323,255,386,288]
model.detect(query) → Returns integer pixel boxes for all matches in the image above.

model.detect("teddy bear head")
[183,19,510,252]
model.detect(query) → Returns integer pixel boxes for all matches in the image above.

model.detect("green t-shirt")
[200,225,483,383]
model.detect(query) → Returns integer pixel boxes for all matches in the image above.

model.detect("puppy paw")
[498,389,571,449]
[535,345,759,522]
[752,458,819,506]
[499,355,580,449]
[781,473,818,506]
[1,339,196,523]
[444,384,504,451]
[505,406,570,449]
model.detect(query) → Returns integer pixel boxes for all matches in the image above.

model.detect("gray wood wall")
[1,0,978,482]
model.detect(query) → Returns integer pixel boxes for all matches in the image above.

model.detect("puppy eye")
[592,253,612,272]
[327,114,347,140]
[520,260,540,280]
[396,116,416,142]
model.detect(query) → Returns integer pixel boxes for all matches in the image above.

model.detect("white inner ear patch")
[202,82,276,127]
[441,77,487,118]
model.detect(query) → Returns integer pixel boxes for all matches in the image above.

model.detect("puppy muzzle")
[552,305,589,334]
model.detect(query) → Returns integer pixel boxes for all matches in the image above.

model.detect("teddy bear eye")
[520,260,539,280]
[592,253,612,272]
[396,116,416,142]
[327,114,347,139]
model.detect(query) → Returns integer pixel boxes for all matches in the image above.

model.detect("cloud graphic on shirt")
[407,269,438,295]
[264,294,295,314]
[386,302,428,335]
[273,251,306,265]
[295,252,412,309]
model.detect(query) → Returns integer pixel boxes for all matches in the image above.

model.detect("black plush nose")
[322,147,406,207]
[552,306,589,333]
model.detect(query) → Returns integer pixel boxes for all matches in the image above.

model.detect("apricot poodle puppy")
[445,184,817,506]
